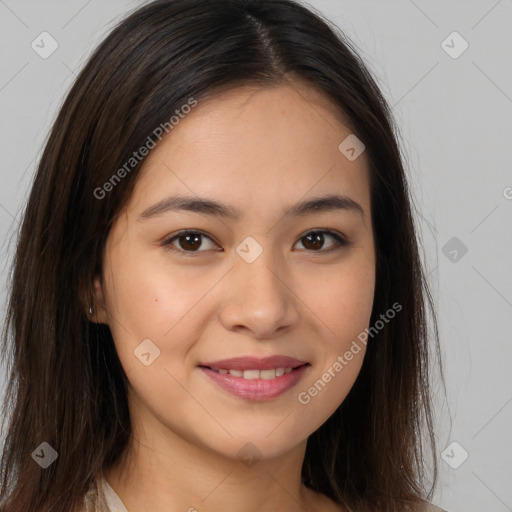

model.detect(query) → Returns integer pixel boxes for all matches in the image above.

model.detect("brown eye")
[163,230,218,254]
[176,233,202,251]
[162,229,348,256]
[295,230,348,252]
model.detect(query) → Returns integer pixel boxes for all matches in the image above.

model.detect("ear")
[89,275,110,325]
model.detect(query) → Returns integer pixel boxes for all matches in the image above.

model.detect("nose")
[218,248,300,339]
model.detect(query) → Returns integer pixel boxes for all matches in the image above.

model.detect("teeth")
[243,369,260,380]
[210,367,296,379]
[259,369,275,379]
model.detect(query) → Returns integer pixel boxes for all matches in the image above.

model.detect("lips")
[198,355,310,401]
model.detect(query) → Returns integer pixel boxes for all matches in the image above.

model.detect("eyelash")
[161,228,349,256]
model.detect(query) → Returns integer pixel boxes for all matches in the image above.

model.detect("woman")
[0,0,446,510]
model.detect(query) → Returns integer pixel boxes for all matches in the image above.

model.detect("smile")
[198,363,310,401]
[207,367,294,379]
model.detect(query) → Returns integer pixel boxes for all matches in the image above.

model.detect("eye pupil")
[179,234,202,251]
[303,232,324,250]
[166,229,344,255]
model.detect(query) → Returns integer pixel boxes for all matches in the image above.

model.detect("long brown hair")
[0,1,443,510]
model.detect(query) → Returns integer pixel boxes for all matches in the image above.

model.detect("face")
[93,81,375,462]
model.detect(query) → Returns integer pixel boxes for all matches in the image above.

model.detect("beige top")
[81,476,447,512]
[80,476,129,512]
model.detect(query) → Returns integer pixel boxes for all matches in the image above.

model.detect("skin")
[93,80,376,512]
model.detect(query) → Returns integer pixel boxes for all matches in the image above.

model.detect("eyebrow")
[138,193,365,221]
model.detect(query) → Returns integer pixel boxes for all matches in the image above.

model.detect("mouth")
[198,364,309,380]
[197,362,311,401]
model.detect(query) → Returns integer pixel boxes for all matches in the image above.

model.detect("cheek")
[300,258,375,345]
[100,250,201,387]
[102,245,201,338]
[294,258,374,415]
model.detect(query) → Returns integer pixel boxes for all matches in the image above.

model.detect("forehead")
[128,81,371,219]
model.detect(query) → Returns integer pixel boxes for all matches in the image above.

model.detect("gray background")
[1,1,511,510]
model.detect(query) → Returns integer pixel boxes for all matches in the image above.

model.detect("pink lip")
[199,355,308,371]
[198,364,310,401]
